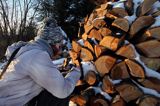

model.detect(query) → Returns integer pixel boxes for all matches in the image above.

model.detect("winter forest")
[0,0,96,60]
[1,0,160,106]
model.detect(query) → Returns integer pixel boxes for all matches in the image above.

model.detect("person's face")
[51,41,64,60]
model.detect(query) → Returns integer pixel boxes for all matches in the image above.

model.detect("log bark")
[138,77,160,92]
[115,82,143,102]
[110,8,128,18]
[95,55,116,76]
[140,0,157,16]
[140,56,160,71]
[136,40,160,58]
[143,27,160,40]
[125,59,145,78]
[129,16,155,38]
[137,95,160,106]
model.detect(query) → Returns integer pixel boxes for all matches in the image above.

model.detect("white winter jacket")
[0,38,81,106]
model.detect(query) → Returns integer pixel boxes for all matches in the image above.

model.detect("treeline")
[0,0,98,60]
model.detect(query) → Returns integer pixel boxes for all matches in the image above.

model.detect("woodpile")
[66,0,160,105]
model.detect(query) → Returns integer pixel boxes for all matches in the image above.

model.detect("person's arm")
[28,51,81,98]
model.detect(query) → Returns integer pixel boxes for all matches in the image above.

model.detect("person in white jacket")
[0,17,86,106]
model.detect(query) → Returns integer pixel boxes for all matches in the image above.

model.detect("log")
[115,82,143,102]
[80,47,94,62]
[95,55,116,76]
[89,29,103,41]
[92,19,106,29]
[102,75,115,93]
[84,40,94,53]
[99,36,121,51]
[84,71,98,85]
[69,50,79,60]
[129,16,155,38]
[92,98,109,106]
[105,12,118,20]
[98,27,112,37]
[70,95,86,106]
[124,0,134,15]
[80,88,96,105]
[136,40,160,58]
[152,10,160,17]
[94,44,107,58]
[72,40,82,53]
[112,18,129,32]
[140,0,157,16]
[110,61,130,80]
[111,95,126,106]
[87,93,109,106]
[125,59,145,78]
[116,44,136,59]
[140,56,160,71]
[143,27,160,40]
[82,33,88,40]
[84,24,94,34]
[138,77,160,92]
[96,9,108,17]
[137,95,160,106]
[110,8,128,18]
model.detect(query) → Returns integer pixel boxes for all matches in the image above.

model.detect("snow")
[129,44,160,80]
[77,39,84,46]
[124,0,143,24]
[81,61,98,75]
[113,2,124,9]
[153,1,160,11]
[52,58,65,66]
[132,80,160,98]
[69,101,77,106]
[125,15,137,24]
[151,16,160,28]
[107,0,126,9]
[92,16,105,23]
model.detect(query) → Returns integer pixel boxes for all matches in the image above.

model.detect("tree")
[0,0,40,59]
[36,0,96,40]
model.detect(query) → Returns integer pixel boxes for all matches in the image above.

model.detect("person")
[0,17,88,106]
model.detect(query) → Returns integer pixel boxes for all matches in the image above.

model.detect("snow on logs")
[67,0,160,105]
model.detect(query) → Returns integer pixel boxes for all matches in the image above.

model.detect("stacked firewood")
[68,0,160,105]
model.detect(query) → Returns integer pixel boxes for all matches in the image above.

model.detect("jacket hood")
[5,38,54,60]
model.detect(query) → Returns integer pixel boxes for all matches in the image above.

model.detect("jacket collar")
[34,38,53,57]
